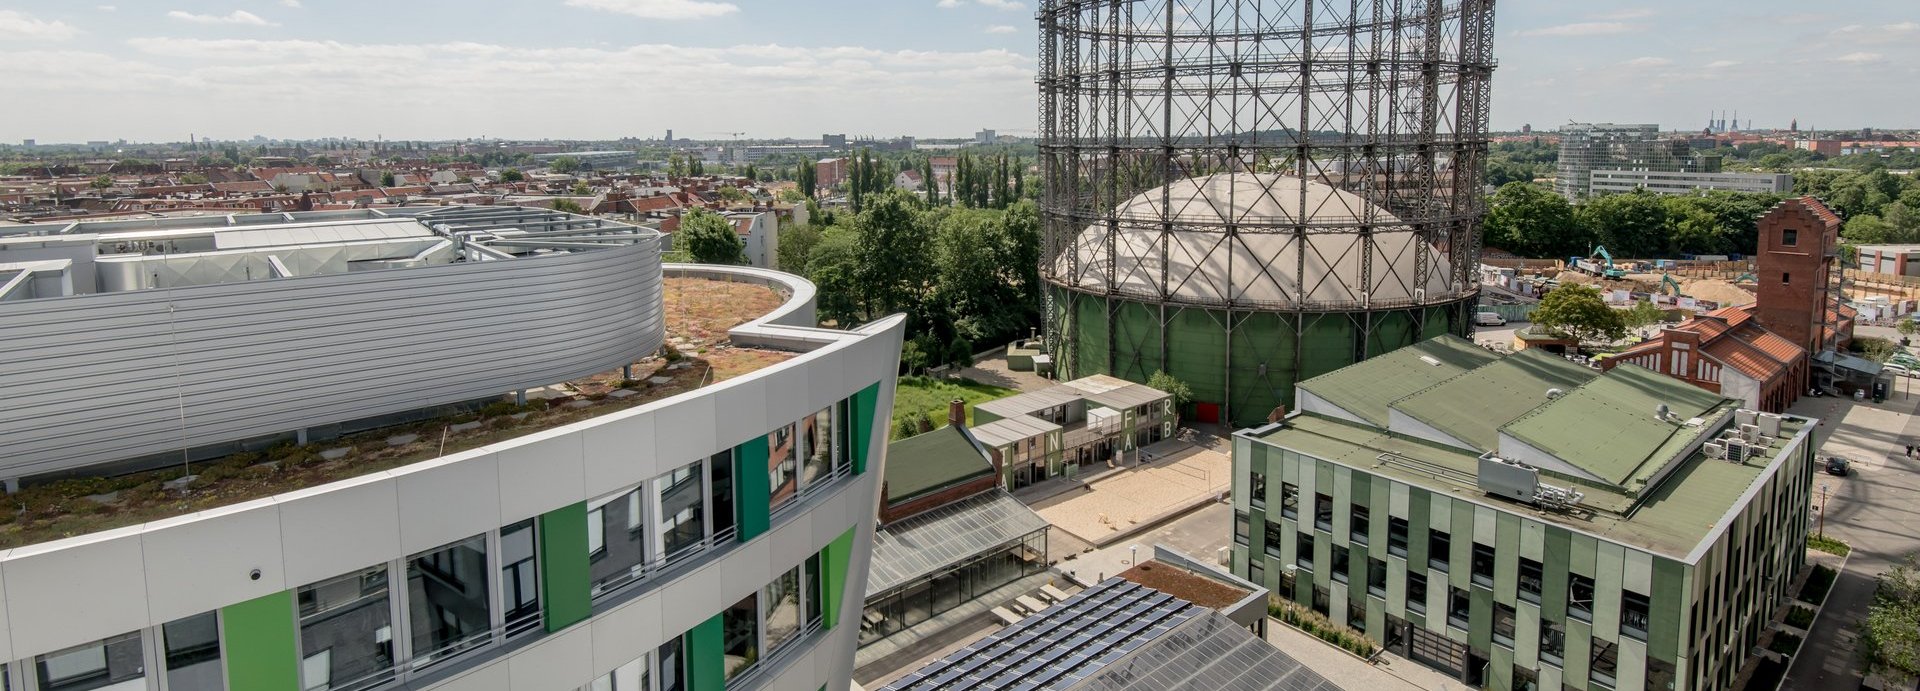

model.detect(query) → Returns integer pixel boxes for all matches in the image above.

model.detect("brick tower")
[1752,197,1844,356]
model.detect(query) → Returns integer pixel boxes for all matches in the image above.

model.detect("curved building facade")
[1037,0,1498,427]
[0,207,666,478]
[0,262,906,691]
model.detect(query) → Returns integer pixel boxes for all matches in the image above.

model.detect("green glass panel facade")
[822,525,857,630]
[540,502,591,632]
[221,591,300,691]
[735,437,771,541]
[688,614,725,691]
[851,382,879,476]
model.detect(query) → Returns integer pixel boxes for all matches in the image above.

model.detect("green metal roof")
[1389,349,1600,452]
[1295,335,1501,426]
[1498,363,1735,491]
[884,425,995,504]
[1254,412,1807,560]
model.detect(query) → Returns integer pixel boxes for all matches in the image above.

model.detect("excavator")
[1657,273,1685,297]
[1569,246,1628,280]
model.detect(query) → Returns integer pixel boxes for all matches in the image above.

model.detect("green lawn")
[892,376,1018,430]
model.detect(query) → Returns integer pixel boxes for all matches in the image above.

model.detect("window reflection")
[590,485,648,598]
[298,566,394,691]
[501,520,541,636]
[655,460,706,562]
[769,425,798,510]
[722,592,759,680]
[764,567,801,653]
[801,408,833,488]
[163,612,224,690]
[407,535,491,667]
[36,631,143,691]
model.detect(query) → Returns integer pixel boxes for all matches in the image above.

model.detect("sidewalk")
[1264,618,1465,691]
[1028,440,1230,546]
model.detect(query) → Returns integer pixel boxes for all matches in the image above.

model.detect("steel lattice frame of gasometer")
[1036,0,1497,427]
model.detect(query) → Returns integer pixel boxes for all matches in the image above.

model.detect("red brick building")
[1604,197,1852,411]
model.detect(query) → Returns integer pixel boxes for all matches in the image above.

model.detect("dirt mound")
[1555,271,1598,285]
[1684,279,1756,306]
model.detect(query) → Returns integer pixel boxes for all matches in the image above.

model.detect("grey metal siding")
[0,242,664,477]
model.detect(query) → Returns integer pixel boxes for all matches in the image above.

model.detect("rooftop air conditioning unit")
[1758,413,1784,438]
[1725,439,1751,463]
[1704,441,1727,460]
[1741,424,1763,444]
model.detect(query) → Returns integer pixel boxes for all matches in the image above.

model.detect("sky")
[0,0,1916,143]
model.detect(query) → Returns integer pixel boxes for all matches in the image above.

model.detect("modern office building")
[969,375,1174,490]
[1588,170,1793,197]
[0,208,906,691]
[1233,336,1816,691]
[533,150,641,170]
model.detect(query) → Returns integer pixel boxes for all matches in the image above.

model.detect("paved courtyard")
[1026,437,1231,547]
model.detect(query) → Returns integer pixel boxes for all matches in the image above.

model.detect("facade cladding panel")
[0,265,906,691]
[0,242,664,477]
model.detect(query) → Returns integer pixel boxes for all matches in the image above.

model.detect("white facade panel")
[141,498,288,623]
[395,451,503,554]
[276,474,403,586]
[495,429,587,525]
[4,527,148,656]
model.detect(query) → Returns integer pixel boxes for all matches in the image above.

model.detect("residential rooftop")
[0,274,793,550]
[882,423,995,505]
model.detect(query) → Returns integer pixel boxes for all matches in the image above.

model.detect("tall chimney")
[948,399,967,428]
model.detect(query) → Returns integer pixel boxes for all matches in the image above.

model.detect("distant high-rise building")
[821,134,847,149]
[665,129,673,146]
[1521,124,1532,134]
[974,129,996,144]
[20,139,33,147]
[1555,123,1783,199]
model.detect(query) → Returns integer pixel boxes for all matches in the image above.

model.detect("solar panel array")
[1073,611,1345,691]
[881,578,1347,691]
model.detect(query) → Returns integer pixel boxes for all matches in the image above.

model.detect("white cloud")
[167,10,277,26]
[938,0,1026,10]
[1623,56,1672,68]
[1517,22,1633,37]
[0,10,80,40]
[985,25,1016,34]
[563,0,739,20]
[1836,52,1884,64]
[280,0,302,7]
[97,5,116,11]
[1705,60,1740,69]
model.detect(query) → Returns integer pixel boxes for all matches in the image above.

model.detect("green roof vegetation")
[1295,335,1501,426]
[1499,363,1734,491]
[1390,349,1600,452]
[883,425,994,504]
[891,376,1017,430]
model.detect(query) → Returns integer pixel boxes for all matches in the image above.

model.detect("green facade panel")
[221,590,300,691]
[1542,527,1571,622]
[822,526,857,630]
[539,502,592,633]
[1469,586,1493,653]
[1650,557,1685,662]
[735,437,771,541]
[852,381,880,475]
[688,615,725,691]
[1494,512,1521,607]
[1407,488,1431,568]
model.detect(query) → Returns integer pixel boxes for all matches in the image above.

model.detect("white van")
[1474,311,1507,326]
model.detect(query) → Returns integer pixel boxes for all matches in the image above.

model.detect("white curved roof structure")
[1051,173,1462,309]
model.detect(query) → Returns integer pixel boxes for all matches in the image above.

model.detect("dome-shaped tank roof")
[1051,173,1462,309]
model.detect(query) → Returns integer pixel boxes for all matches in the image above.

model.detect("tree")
[1532,283,1627,346]
[795,161,816,199]
[678,209,746,265]
[499,168,524,183]
[776,188,806,204]
[551,198,585,214]
[90,175,113,189]
[380,171,396,187]
[1898,319,1918,339]
[777,222,822,275]
[179,173,208,185]
[1146,370,1194,413]
[550,156,581,174]
[1623,300,1666,331]
[716,186,750,204]
[805,226,864,325]
[1483,182,1585,258]
[1863,556,1920,686]
[1579,190,1669,259]
[571,181,592,196]
[854,191,934,317]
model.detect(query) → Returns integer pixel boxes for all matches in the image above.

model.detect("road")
[1782,387,1920,689]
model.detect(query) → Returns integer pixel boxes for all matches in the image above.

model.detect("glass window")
[1569,573,1595,622]
[1313,493,1333,531]
[1540,620,1565,665]
[657,635,686,691]
[588,655,648,691]
[1592,640,1619,688]
[1470,543,1495,588]
[36,631,143,691]
[1429,530,1450,571]
[1263,520,1285,559]
[164,612,224,691]
[722,592,759,680]
[1387,517,1408,557]
[589,485,649,598]
[1279,483,1299,520]
[298,566,394,691]
[655,459,707,562]
[1493,603,1516,648]
[1347,600,1368,633]
[1330,545,1350,583]
[501,519,541,636]
[408,535,491,667]
[1296,532,1315,570]
[1447,588,1471,630]
[1350,504,1369,544]
[769,424,798,510]
[1782,228,1798,246]
[1234,512,1250,545]
[709,449,736,537]
[1407,572,1427,614]
[1518,558,1543,605]
[1367,558,1387,598]
[801,407,833,489]
[805,554,824,628]
[835,399,855,472]
[764,567,802,654]
[1622,590,1651,641]
[1248,471,1267,508]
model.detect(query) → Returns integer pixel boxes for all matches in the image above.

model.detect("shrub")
[1809,533,1853,557]
[1268,598,1378,658]
[1770,632,1803,655]
[1785,605,1816,629]
[1802,564,1837,605]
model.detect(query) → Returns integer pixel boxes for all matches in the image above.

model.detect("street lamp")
[1817,483,1830,539]
[1128,544,1140,567]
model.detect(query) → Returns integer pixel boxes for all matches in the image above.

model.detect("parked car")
[1885,364,1913,379]
[1824,456,1851,476]
[1474,311,1508,326]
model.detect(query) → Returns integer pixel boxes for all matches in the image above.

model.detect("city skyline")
[1,0,1917,143]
